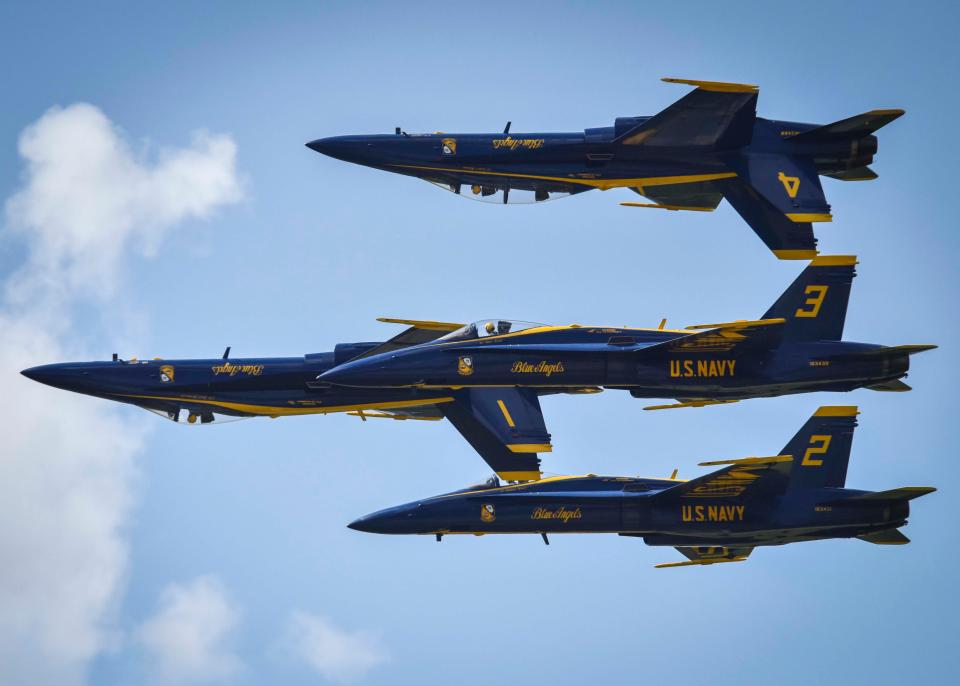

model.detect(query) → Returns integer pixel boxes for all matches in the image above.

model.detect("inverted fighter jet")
[308,78,903,259]
[21,326,590,481]
[348,406,935,568]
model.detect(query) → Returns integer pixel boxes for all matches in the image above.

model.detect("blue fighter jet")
[20,325,593,481]
[320,255,935,405]
[348,406,935,568]
[315,256,934,480]
[308,78,904,259]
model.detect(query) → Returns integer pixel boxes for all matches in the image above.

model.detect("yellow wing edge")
[655,556,750,569]
[698,455,793,467]
[661,77,758,93]
[377,317,465,332]
[686,317,785,331]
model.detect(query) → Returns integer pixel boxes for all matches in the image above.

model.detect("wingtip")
[813,406,859,417]
[809,254,858,267]
[868,108,906,119]
[773,249,819,260]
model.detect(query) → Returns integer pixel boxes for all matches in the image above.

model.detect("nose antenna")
[503,121,511,134]
[222,346,231,360]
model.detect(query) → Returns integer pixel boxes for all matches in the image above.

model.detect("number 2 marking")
[801,435,832,467]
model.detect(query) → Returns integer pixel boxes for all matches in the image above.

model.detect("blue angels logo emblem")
[457,356,474,376]
[441,137,457,155]
[480,503,495,522]
[159,365,175,383]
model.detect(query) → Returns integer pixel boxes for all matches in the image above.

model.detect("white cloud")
[5,103,242,304]
[0,104,243,686]
[136,576,242,684]
[286,611,388,684]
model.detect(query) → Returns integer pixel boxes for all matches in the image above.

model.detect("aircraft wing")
[651,455,794,501]
[615,78,758,149]
[347,405,446,421]
[440,388,551,482]
[640,318,785,356]
[350,318,465,361]
[655,546,754,568]
[622,179,724,212]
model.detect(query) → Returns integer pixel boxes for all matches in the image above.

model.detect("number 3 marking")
[795,285,829,318]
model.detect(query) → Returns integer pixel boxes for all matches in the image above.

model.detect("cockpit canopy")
[143,407,252,426]
[435,319,545,343]
[425,179,577,204]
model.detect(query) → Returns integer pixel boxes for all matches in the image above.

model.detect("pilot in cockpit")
[483,320,513,336]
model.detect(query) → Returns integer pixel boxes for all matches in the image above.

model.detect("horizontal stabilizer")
[846,487,936,503]
[656,545,754,568]
[857,529,911,545]
[828,344,938,364]
[862,344,937,357]
[866,379,912,392]
[825,166,878,181]
[790,109,905,140]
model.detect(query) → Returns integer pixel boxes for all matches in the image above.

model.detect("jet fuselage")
[20,342,456,424]
[348,474,908,548]
[319,324,910,402]
[308,117,873,203]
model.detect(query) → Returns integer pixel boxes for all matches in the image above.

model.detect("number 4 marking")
[802,435,832,467]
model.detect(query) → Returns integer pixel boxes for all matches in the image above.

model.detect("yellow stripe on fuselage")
[112,393,454,417]
[389,164,737,192]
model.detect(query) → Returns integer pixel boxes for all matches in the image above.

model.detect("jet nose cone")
[305,138,328,154]
[22,363,74,388]
[21,362,98,393]
[347,516,374,533]
[305,136,366,162]
[348,503,421,534]
[20,366,43,382]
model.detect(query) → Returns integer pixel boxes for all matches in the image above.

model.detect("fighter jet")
[319,256,936,424]
[307,78,903,259]
[20,323,587,481]
[348,406,935,567]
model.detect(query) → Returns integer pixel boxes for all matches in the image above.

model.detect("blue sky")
[1,2,958,684]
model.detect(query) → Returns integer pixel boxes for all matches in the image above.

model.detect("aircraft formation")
[23,78,936,568]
